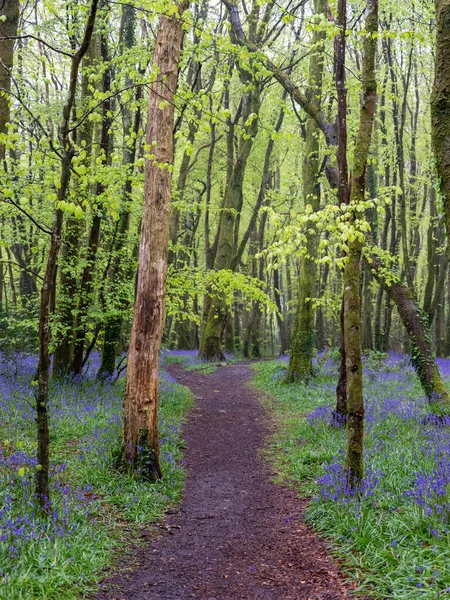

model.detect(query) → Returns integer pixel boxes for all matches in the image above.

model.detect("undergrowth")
[253,353,450,599]
[0,353,193,599]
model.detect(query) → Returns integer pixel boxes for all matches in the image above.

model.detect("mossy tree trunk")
[122,1,188,481]
[365,253,450,408]
[285,0,326,383]
[341,0,378,485]
[431,0,450,245]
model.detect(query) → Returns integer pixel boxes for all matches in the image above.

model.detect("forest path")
[95,363,354,600]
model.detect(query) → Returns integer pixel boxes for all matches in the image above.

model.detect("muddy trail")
[95,363,357,600]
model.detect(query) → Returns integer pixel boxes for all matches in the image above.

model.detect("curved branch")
[0,199,53,234]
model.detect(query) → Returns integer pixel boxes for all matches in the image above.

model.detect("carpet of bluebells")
[254,352,450,598]
[0,351,193,599]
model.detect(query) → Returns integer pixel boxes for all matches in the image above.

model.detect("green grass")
[253,357,450,599]
[0,370,193,599]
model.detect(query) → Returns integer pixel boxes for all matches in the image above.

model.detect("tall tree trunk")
[431,0,450,245]
[361,263,374,350]
[35,0,99,510]
[273,265,288,354]
[98,5,142,378]
[0,0,19,163]
[5,246,16,305]
[286,0,326,383]
[343,0,378,485]
[53,39,97,377]
[71,27,111,376]
[333,0,350,421]
[121,0,188,481]
[199,78,261,360]
[0,1,34,308]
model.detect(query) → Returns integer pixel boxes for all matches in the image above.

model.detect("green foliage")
[166,266,277,326]
[0,306,39,369]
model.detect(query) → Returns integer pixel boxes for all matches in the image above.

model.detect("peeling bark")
[121,1,189,480]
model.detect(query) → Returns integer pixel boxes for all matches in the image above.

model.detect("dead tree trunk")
[121,1,189,481]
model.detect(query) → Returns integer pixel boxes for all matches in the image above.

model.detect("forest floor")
[95,362,357,600]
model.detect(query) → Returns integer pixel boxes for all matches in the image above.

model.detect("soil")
[95,363,358,600]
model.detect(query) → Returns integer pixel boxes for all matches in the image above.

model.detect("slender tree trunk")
[361,263,373,350]
[333,0,350,420]
[71,28,111,375]
[274,265,288,354]
[342,0,378,485]
[53,39,97,377]
[98,5,142,378]
[121,1,189,480]
[35,0,99,510]
[335,297,347,419]
[374,287,384,350]
[5,247,16,305]
[199,79,261,360]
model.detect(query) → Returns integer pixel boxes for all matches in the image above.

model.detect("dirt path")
[95,363,354,600]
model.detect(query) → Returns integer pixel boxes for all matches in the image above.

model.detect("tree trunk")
[435,269,445,357]
[5,247,16,305]
[53,39,97,377]
[273,266,288,354]
[286,0,326,383]
[343,0,378,485]
[199,78,260,360]
[0,0,19,163]
[361,263,374,350]
[431,0,450,245]
[98,5,142,378]
[71,28,111,375]
[35,0,99,510]
[445,270,450,356]
[121,1,188,481]
[335,297,347,419]
[365,253,450,408]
